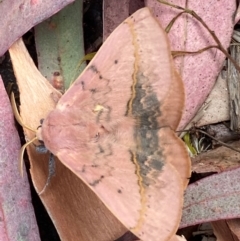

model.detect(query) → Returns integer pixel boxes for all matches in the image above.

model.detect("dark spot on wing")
[81,81,85,90]
[96,145,104,155]
[89,65,98,72]
[89,175,104,187]
[88,65,99,73]
[95,143,113,158]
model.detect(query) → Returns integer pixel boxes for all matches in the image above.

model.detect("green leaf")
[35,0,85,90]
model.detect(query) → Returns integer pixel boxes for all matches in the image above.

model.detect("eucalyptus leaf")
[35,0,85,90]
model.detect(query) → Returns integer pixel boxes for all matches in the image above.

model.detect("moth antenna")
[38,153,56,195]
[10,92,36,132]
[11,92,39,176]
[19,136,38,177]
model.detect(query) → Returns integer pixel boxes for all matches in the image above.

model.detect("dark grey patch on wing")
[149,157,164,171]
[132,72,161,129]
[127,71,165,185]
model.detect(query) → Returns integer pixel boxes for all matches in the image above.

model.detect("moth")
[14,7,191,241]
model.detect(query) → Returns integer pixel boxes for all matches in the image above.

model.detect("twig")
[157,0,240,73]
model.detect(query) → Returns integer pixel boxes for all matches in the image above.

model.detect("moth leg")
[38,153,56,195]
